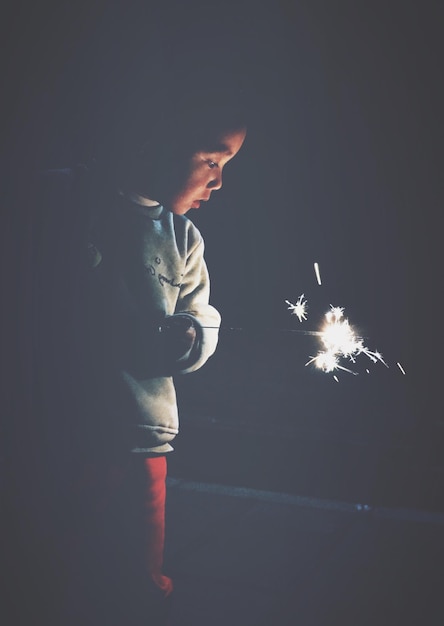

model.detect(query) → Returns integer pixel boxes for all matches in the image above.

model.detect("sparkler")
[304,305,388,375]
[208,256,404,378]
[283,259,399,377]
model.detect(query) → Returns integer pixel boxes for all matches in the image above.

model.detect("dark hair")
[146,97,247,157]
[93,74,249,168]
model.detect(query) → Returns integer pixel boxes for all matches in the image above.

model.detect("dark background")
[2,0,443,510]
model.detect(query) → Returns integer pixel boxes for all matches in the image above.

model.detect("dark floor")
[172,330,444,514]
[4,326,442,625]
[164,334,444,625]
[3,434,443,626]
[164,477,444,626]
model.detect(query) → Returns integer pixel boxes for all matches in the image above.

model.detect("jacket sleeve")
[173,235,221,374]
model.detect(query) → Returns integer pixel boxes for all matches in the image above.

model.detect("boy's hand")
[160,315,197,362]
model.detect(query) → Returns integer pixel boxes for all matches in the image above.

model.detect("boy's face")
[162,127,246,215]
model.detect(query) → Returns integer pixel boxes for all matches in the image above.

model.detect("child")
[30,84,247,625]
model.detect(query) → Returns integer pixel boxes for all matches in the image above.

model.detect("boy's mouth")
[192,197,210,209]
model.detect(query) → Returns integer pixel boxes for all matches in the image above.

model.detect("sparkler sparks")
[285,294,308,322]
[305,305,388,375]
[314,262,322,285]
[396,362,406,375]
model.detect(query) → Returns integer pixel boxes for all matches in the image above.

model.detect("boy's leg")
[122,455,173,625]
[58,455,173,624]
[140,455,173,598]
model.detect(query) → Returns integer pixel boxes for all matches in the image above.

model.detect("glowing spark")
[397,362,406,375]
[305,351,357,374]
[361,348,389,368]
[304,305,388,375]
[285,294,308,322]
[314,262,322,285]
[333,375,339,382]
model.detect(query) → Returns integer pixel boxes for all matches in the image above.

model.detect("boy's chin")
[170,206,191,216]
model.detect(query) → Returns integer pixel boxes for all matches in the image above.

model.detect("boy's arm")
[164,237,221,374]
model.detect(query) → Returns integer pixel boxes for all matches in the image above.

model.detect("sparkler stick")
[200,326,322,336]
[202,320,400,377]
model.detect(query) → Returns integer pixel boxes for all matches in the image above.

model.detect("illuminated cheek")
[185,172,206,194]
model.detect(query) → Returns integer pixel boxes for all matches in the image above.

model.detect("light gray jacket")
[34,167,221,455]
[102,200,221,453]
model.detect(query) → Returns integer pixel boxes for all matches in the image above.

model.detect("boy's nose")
[208,171,222,190]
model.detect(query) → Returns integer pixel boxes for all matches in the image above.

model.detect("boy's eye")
[206,160,218,169]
